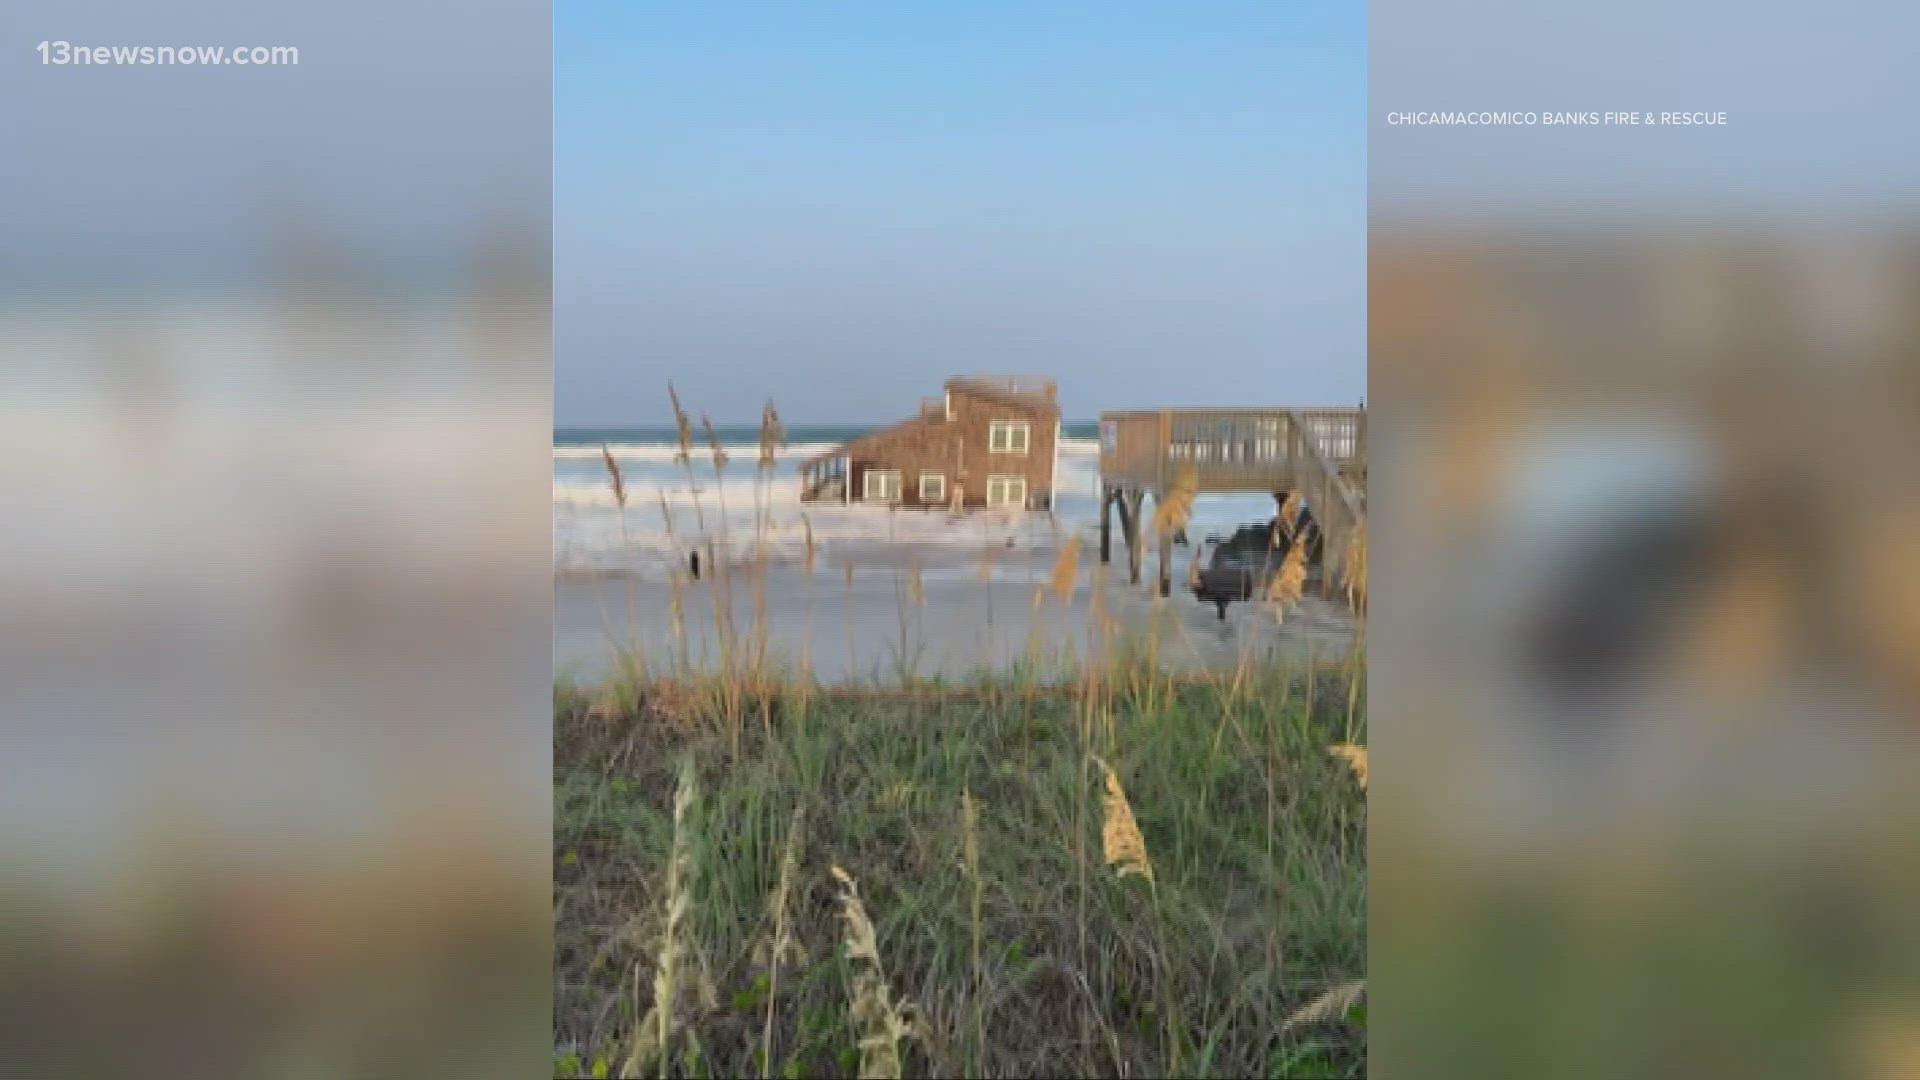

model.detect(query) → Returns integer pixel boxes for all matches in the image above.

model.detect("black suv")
[1192,507,1320,619]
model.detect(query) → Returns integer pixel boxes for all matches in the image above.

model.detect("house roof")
[800,375,1058,467]
[944,375,1058,414]
[800,412,941,467]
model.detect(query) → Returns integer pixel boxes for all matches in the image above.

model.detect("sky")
[555,2,1365,426]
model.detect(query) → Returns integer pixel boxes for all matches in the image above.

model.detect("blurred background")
[11,0,1920,1076]
[0,2,550,1077]
[1371,1,1920,1077]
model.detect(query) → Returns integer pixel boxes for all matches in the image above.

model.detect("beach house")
[799,375,1061,510]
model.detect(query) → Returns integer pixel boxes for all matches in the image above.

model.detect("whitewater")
[553,424,1281,580]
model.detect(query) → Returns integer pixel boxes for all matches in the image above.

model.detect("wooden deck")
[1098,408,1367,596]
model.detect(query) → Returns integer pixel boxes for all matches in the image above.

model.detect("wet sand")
[554,552,1357,685]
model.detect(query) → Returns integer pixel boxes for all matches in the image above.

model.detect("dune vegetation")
[554,394,1367,1078]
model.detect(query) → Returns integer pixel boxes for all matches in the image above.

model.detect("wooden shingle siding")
[804,376,1060,510]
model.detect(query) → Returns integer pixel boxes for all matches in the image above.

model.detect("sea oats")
[830,865,912,1080]
[1152,464,1199,537]
[760,806,807,1079]
[1279,979,1366,1034]
[601,444,627,509]
[758,401,784,471]
[1092,756,1154,882]
[668,574,686,648]
[655,758,697,1053]
[1049,537,1081,602]
[1276,491,1300,541]
[701,414,728,472]
[667,383,694,465]
[767,806,806,965]
[1328,743,1368,790]
[1343,524,1368,612]
[802,516,816,575]
[1267,542,1306,613]
[622,1002,660,1079]
[625,756,698,1079]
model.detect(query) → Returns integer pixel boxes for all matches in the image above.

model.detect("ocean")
[553,422,1280,580]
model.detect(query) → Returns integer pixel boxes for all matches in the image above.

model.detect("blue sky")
[556,2,1365,425]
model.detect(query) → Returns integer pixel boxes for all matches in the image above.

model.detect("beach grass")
[553,653,1365,1079]
[557,393,1367,1078]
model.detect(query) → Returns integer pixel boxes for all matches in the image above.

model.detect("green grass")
[553,653,1365,1079]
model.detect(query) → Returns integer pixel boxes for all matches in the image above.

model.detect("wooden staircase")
[1098,406,1367,600]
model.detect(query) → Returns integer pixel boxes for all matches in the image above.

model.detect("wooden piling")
[1099,485,1113,564]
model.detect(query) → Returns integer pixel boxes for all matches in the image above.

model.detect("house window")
[918,472,946,504]
[989,420,1030,454]
[863,469,902,502]
[986,474,1027,508]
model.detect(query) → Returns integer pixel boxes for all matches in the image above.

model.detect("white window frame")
[985,474,1027,509]
[863,469,902,503]
[988,419,1030,455]
[918,472,946,504]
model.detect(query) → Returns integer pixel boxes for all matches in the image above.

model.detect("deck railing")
[1099,408,1366,492]
[946,374,1057,404]
[1098,407,1367,586]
